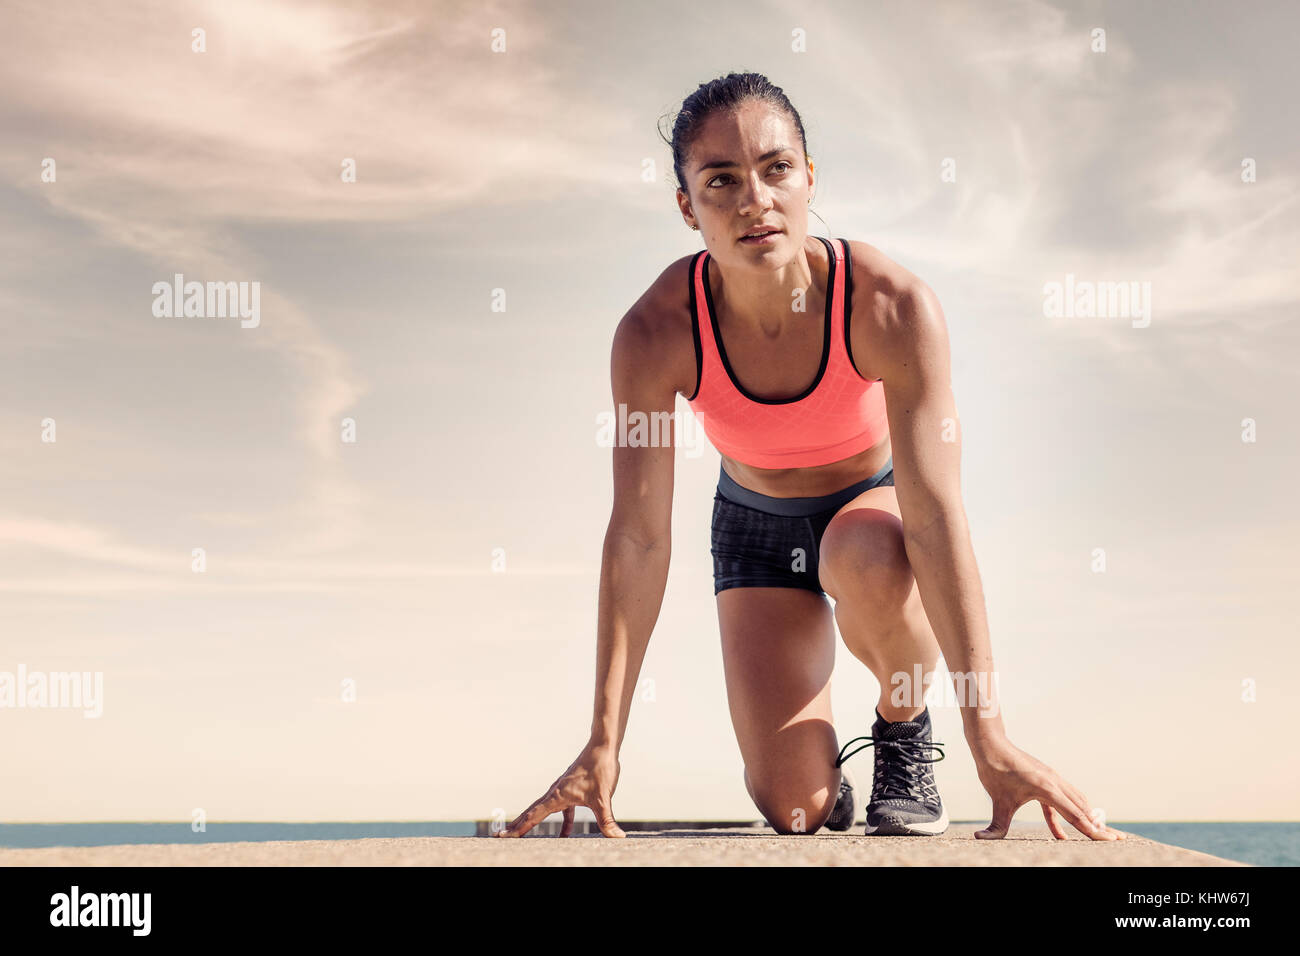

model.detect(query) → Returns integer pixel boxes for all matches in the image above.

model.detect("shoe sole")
[862,804,949,836]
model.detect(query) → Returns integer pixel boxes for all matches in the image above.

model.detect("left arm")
[880,281,1126,842]
[878,282,1002,747]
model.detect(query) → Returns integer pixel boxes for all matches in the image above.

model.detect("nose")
[738,170,774,217]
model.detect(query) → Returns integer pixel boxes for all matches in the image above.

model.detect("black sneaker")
[823,766,857,831]
[835,706,948,836]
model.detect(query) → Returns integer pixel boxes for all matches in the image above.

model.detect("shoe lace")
[835,734,945,803]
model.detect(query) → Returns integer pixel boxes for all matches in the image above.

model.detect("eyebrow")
[696,147,794,173]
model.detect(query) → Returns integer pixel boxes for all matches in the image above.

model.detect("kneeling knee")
[754,789,836,835]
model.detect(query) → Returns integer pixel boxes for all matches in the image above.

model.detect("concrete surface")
[0,823,1248,866]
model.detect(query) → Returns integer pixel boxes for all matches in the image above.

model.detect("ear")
[676,188,696,228]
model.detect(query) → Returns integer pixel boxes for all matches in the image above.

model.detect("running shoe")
[823,765,857,831]
[835,706,948,836]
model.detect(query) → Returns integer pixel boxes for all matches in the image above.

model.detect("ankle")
[876,703,925,724]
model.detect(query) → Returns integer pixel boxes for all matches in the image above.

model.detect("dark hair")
[659,72,809,196]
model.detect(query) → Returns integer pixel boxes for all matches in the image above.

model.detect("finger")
[1058,779,1116,840]
[1058,779,1092,819]
[1069,796,1127,840]
[559,805,575,838]
[1041,803,1068,840]
[1042,784,1114,841]
[1062,790,1123,840]
[592,796,627,839]
[974,798,1018,840]
[498,790,565,838]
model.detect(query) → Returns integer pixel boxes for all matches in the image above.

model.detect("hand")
[494,742,626,838]
[970,736,1128,841]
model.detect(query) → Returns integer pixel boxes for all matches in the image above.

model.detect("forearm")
[588,530,671,753]
[902,507,1007,749]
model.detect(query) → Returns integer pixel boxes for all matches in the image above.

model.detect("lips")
[740,226,781,239]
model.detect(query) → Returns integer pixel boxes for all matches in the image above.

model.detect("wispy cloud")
[807,0,1299,334]
[0,515,591,593]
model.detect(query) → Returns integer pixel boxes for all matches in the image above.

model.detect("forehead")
[691,102,797,165]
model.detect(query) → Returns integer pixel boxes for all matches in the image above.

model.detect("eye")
[706,161,793,188]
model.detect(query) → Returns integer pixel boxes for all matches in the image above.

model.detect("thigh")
[716,586,839,805]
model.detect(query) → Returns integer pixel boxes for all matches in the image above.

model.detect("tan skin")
[498,100,1126,841]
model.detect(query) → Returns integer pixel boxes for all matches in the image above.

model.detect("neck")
[712,237,822,337]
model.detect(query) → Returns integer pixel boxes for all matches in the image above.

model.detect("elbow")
[606,524,671,555]
[901,496,966,549]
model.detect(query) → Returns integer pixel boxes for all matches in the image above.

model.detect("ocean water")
[0,821,1296,865]
[1106,822,1300,867]
[0,821,475,849]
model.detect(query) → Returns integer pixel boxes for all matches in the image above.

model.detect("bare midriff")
[719,433,893,499]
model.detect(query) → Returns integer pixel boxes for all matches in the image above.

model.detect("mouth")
[739,229,782,244]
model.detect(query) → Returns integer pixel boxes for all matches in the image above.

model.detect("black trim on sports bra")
[700,236,835,405]
[840,238,882,383]
[686,250,705,401]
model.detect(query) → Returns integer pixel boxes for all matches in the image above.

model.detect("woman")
[497,72,1126,841]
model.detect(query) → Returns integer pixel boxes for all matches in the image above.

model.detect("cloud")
[0,0,634,228]
[0,0,659,562]
[0,514,591,593]
[808,0,1299,338]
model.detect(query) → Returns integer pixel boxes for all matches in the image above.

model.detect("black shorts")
[710,458,895,596]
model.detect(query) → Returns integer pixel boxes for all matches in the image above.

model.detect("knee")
[750,779,837,835]
[819,509,913,609]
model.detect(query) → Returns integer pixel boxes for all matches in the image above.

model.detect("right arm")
[589,305,677,754]
[496,302,680,838]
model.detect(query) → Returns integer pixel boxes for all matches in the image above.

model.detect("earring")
[691,224,699,230]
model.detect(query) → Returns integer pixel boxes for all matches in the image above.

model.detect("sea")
[0,821,1295,866]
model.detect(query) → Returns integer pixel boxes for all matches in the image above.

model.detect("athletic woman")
[497,72,1126,841]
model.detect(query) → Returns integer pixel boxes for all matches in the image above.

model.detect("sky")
[1,0,1297,825]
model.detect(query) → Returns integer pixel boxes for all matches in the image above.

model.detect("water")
[0,821,475,849]
[1108,822,1300,867]
[1,821,1296,865]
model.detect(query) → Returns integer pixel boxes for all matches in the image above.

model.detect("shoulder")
[843,238,938,321]
[842,239,946,379]
[612,252,699,398]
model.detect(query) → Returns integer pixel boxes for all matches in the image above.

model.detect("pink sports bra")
[685,236,889,469]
